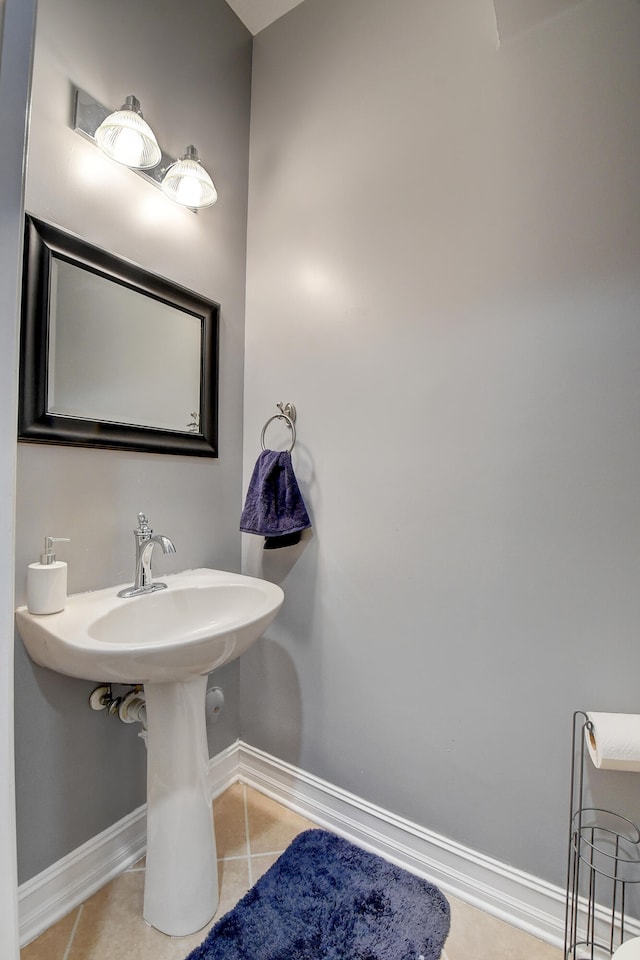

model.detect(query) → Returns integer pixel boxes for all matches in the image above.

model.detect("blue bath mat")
[185,829,450,960]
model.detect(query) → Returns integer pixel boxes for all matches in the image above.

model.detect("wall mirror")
[19,215,219,456]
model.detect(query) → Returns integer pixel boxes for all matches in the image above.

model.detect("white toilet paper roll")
[586,713,640,772]
[613,936,640,959]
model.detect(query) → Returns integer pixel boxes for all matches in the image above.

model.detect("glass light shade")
[94,95,162,169]
[161,146,218,209]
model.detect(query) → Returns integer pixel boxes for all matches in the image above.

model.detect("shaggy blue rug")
[185,829,450,960]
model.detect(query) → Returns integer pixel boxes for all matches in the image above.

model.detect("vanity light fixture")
[72,88,218,211]
[161,146,218,209]
[94,95,162,170]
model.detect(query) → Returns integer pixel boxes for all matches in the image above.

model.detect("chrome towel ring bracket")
[260,402,297,453]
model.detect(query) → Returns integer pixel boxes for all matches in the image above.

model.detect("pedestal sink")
[15,568,284,936]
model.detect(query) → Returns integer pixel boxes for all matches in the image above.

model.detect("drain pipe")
[118,689,147,726]
[89,684,148,743]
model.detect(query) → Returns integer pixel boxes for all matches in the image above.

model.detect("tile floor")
[21,783,563,960]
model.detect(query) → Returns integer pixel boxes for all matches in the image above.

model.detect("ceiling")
[225,0,592,40]
[225,0,307,35]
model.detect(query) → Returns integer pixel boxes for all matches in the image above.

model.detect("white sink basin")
[15,566,284,937]
[15,567,284,683]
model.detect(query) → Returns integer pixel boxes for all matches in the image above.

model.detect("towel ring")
[260,403,296,453]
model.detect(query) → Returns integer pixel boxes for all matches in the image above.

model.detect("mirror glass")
[49,260,202,431]
[19,216,219,456]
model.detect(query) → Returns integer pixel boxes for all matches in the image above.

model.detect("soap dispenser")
[27,537,70,615]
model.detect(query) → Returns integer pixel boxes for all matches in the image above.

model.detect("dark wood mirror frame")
[19,215,219,457]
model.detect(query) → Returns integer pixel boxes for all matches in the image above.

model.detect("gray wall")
[14,0,251,883]
[241,0,640,887]
[14,0,640,904]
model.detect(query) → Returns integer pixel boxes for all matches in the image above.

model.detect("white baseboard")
[18,803,146,947]
[208,739,242,798]
[232,742,568,950]
[21,738,634,951]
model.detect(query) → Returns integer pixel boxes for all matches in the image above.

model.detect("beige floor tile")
[67,871,169,959]
[245,785,317,855]
[443,895,563,960]
[216,854,251,919]
[250,851,283,885]
[66,866,242,959]
[20,906,80,960]
[214,782,249,859]
[65,856,251,960]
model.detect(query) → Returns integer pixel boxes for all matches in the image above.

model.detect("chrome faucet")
[117,513,176,599]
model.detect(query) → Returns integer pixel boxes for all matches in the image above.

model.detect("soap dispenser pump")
[27,536,70,615]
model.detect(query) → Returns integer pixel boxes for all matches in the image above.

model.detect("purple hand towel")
[240,449,311,549]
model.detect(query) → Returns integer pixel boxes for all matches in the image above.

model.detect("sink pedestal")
[143,675,218,936]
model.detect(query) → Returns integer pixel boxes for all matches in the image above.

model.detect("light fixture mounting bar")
[72,88,177,190]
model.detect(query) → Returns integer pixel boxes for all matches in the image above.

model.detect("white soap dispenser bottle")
[27,537,71,615]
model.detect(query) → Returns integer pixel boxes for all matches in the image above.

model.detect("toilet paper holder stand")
[564,711,640,960]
